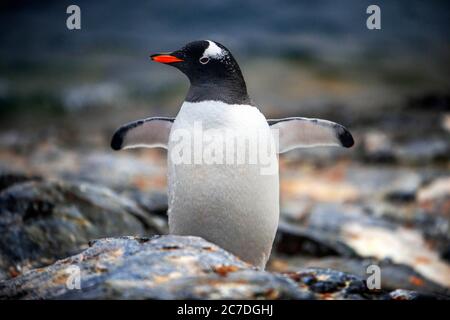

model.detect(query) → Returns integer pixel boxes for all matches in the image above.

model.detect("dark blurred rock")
[275,221,357,257]
[394,139,449,164]
[0,179,164,280]
[286,268,380,299]
[414,213,450,261]
[0,171,41,192]
[441,245,450,262]
[406,93,450,112]
[120,189,169,232]
[272,256,449,297]
[360,128,449,165]
[1,235,441,300]
[122,189,168,218]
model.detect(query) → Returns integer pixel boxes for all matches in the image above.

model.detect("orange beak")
[150,54,183,64]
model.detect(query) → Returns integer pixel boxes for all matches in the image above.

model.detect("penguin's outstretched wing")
[111,117,175,150]
[268,117,354,153]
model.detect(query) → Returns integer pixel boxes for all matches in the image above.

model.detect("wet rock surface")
[1,236,445,300]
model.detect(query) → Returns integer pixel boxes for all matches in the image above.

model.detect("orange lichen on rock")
[212,265,239,277]
[409,276,424,287]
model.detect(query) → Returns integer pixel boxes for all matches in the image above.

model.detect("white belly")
[167,101,279,268]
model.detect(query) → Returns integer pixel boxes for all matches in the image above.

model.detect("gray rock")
[361,131,396,163]
[278,202,450,290]
[275,221,357,257]
[418,177,450,217]
[0,171,42,193]
[388,289,439,300]
[286,267,376,299]
[345,165,423,199]
[395,139,449,164]
[0,236,310,300]
[47,152,165,193]
[62,83,125,111]
[0,235,437,300]
[272,256,449,297]
[279,202,390,252]
[122,189,169,218]
[0,179,164,280]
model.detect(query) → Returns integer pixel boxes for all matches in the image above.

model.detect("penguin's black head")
[150,40,251,105]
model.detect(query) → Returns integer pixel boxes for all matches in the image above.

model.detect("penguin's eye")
[199,57,210,64]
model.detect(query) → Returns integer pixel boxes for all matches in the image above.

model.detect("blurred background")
[0,0,449,295]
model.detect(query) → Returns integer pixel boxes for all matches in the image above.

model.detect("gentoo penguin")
[111,40,354,269]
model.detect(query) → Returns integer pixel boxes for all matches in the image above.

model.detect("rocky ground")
[0,108,449,299]
[1,235,445,300]
[0,0,449,301]
[0,94,449,299]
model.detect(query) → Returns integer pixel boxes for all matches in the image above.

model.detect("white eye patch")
[201,40,226,60]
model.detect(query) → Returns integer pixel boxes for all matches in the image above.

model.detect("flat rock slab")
[0,235,441,300]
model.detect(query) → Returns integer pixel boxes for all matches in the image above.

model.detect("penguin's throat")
[186,80,251,105]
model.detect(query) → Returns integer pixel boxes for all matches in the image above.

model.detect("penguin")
[111,40,354,269]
